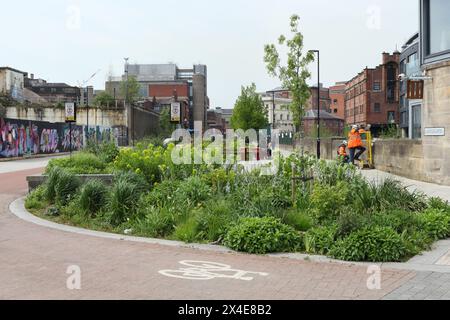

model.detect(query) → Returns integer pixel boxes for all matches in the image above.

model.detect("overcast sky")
[1,0,418,108]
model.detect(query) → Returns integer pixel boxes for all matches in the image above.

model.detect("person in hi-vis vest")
[347,125,366,165]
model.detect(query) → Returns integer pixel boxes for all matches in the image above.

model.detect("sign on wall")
[171,102,181,123]
[65,102,76,123]
[407,80,424,100]
[424,127,445,137]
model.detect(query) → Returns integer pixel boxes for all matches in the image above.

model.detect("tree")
[120,75,141,103]
[264,14,314,131]
[94,91,115,107]
[230,84,268,131]
[159,106,176,137]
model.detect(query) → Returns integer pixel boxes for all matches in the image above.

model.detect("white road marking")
[159,260,269,281]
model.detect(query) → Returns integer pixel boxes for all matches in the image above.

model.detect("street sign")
[424,127,445,137]
[171,102,181,123]
[407,80,424,100]
[65,102,76,123]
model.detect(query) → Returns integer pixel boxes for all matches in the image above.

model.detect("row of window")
[344,103,382,117]
[345,82,381,100]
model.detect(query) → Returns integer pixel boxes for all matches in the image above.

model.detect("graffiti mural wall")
[0,118,84,158]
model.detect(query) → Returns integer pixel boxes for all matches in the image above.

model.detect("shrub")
[428,197,450,212]
[418,209,450,240]
[46,152,108,174]
[176,176,211,207]
[280,209,313,232]
[113,145,166,185]
[336,211,367,238]
[310,182,349,223]
[143,179,181,209]
[224,217,302,254]
[55,170,81,206]
[330,226,407,262]
[109,180,142,226]
[25,185,47,211]
[79,180,109,215]
[85,140,119,164]
[370,209,420,234]
[304,226,337,255]
[375,179,428,212]
[114,171,149,194]
[133,207,175,238]
[195,199,237,243]
[45,166,64,201]
[173,216,201,243]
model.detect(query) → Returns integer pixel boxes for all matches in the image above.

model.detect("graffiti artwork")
[0,118,84,158]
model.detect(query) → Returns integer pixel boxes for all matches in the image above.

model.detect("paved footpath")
[0,159,449,299]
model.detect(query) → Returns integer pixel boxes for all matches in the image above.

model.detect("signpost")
[65,102,77,156]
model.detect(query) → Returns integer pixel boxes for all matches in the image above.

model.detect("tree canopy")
[264,14,314,131]
[120,75,141,103]
[230,83,268,131]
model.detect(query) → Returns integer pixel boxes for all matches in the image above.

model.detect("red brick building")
[329,82,346,119]
[345,52,400,135]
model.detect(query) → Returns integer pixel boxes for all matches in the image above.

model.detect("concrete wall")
[422,61,450,185]
[4,105,126,128]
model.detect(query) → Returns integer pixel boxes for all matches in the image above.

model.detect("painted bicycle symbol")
[159,260,269,281]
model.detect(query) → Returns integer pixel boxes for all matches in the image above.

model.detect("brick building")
[345,52,400,135]
[105,64,209,129]
[329,82,346,119]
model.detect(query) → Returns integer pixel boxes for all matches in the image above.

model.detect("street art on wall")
[0,118,83,158]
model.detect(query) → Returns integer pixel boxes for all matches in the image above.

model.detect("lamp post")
[309,50,320,159]
[124,57,132,146]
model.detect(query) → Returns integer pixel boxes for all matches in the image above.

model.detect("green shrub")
[176,176,211,206]
[418,209,450,240]
[79,180,109,215]
[336,211,367,238]
[375,179,428,212]
[25,185,47,211]
[195,199,237,243]
[310,182,349,223]
[224,217,302,254]
[143,179,181,209]
[85,140,119,164]
[133,207,175,238]
[45,166,64,201]
[370,209,420,233]
[330,226,407,262]
[56,171,81,206]
[173,215,201,243]
[114,171,149,194]
[46,152,108,174]
[109,180,142,226]
[280,209,313,232]
[402,230,434,257]
[304,226,337,255]
[428,197,450,212]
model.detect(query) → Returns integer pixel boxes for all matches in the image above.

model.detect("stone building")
[419,0,450,185]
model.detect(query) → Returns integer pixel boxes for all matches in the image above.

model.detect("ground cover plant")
[27,143,450,262]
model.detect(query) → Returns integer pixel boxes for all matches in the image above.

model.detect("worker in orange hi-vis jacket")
[337,140,349,164]
[347,125,366,165]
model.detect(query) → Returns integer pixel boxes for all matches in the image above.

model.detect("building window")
[280,114,283,121]
[427,0,450,55]
[388,111,396,124]
[386,64,397,102]
[374,103,381,113]
[412,105,422,139]
[373,82,381,91]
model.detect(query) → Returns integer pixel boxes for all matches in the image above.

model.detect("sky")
[1,0,419,108]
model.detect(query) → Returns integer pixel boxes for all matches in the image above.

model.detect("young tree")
[159,106,176,137]
[94,91,115,107]
[230,83,268,131]
[120,75,141,103]
[264,14,314,131]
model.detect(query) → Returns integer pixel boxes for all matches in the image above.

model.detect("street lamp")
[124,57,132,146]
[309,50,320,159]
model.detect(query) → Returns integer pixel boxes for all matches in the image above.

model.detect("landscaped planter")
[27,174,115,192]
